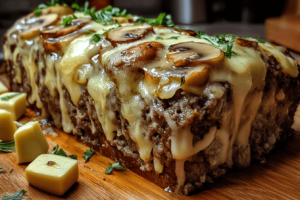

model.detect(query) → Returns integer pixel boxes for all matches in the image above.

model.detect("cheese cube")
[0,81,8,94]
[14,121,49,163]
[25,154,79,196]
[0,92,26,120]
[0,109,17,142]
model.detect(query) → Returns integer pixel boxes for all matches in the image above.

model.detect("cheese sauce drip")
[3,10,299,192]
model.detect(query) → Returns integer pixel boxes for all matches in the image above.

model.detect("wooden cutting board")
[265,16,300,53]
[1,109,300,200]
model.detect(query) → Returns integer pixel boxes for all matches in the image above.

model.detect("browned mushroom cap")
[19,14,60,40]
[104,42,164,74]
[43,30,86,52]
[41,18,91,39]
[166,42,224,67]
[104,24,154,47]
[235,38,258,50]
[28,6,74,18]
[153,26,197,36]
[112,17,134,24]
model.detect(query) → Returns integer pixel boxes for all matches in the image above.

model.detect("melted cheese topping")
[3,11,299,190]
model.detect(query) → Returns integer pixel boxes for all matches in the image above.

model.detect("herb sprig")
[2,189,27,200]
[194,31,238,58]
[134,12,174,27]
[52,145,77,159]
[34,0,63,17]
[83,147,94,163]
[1,93,21,101]
[57,14,77,27]
[0,141,15,153]
[105,162,126,174]
[71,1,89,14]
[87,5,131,25]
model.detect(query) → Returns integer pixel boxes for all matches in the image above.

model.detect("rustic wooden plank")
[1,108,300,199]
[265,16,300,52]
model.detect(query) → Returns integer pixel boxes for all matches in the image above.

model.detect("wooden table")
[1,109,300,200]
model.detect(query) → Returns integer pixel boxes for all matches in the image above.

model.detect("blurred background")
[0,0,299,62]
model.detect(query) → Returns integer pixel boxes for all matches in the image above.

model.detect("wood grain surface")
[265,16,300,53]
[0,109,300,200]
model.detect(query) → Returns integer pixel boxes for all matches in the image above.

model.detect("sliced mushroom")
[167,42,224,67]
[28,6,74,18]
[41,18,91,39]
[104,24,154,47]
[235,38,258,50]
[104,42,164,74]
[43,29,86,52]
[153,26,197,36]
[112,17,134,24]
[19,14,60,40]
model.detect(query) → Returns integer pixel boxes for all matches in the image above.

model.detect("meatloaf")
[2,4,300,195]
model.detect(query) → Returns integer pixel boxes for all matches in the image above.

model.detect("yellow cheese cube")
[0,109,17,142]
[14,121,49,163]
[0,81,8,94]
[25,154,79,196]
[0,92,26,120]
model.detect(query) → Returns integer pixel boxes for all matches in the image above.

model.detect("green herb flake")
[83,147,94,163]
[1,93,21,101]
[85,30,93,35]
[87,5,131,25]
[0,168,3,172]
[105,162,126,174]
[0,141,15,153]
[56,148,68,157]
[72,1,89,14]
[180,76,185,86]
[52,145,76,158]
[89,34,104,43]
[134,12,174,27]
[256,37,265,43]
[68,154,78,159]
[167,36,180,40]
[62,14,77,26]
[2,189,27,200]
[34,8,42,17]
[155,36,163,40]
[242,37,253,40]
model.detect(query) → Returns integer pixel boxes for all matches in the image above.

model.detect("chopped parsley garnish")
[256,37,265,43]
[52,145,67,157]
[83,147,94,163]
[105,162,126,174]
[2,189,27,200]
[243,37,253,40]
[180,76,185,86]
[34,0,63,17]
[1,93,21,101]
[85,30,93,35]
[90,34,104,43]
[68,154,78,159]
[87,5,131,25]
[194,31,238,58]
[167,36,180,40]
[134,12,174,27]
[52,145,77,159]
[194,31,220,47]
[72,1,89,14]
[175,27,184,31]
[60,14,77,26]
[243,36,265,43]
[0,141,15,153]
[0,168,3,172]
[155,36,163,40]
